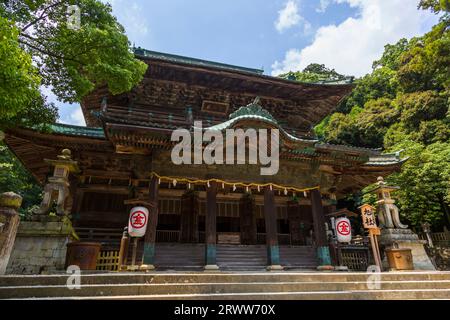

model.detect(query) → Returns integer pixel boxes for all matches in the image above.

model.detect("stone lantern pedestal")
[0,192,22,275]
[379,229,435,270]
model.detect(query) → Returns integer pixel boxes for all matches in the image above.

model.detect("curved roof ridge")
[195,97,318,144]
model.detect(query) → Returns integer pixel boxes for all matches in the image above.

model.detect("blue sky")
[54,0,439,126]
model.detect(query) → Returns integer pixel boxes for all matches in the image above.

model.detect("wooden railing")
[156,230,180,243]
[419,231,450,247]
[75,227,182,245]
[341,247,371,271]
[75,227,295,246]
[96,250,120,271]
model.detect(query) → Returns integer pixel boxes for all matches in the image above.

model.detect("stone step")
[2,280,450,299]
[3,272,450,287]
[49,289,450,300]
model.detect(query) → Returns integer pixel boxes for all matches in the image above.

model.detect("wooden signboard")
[359,204,383,271]
[359,204,377,229]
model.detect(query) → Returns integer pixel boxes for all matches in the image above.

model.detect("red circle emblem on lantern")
[337,220,351,236]
[130,210,147,229]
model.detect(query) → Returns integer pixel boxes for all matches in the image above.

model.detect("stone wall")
[6,218,74,274]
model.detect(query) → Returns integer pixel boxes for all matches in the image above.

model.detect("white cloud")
[101,0,149,44]
[271,0,439,77]
[316,0,331,13]
[275,0,309,33]
[59,106,86,127]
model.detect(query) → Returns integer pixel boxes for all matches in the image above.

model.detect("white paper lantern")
[335,217,352,243]
[128,206,149,237]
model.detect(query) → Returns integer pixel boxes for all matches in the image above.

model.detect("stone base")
[6,217,75,274]
[127,265,140,272]
[380,228,435,271]
[204,264,220,271]
[317,265,335,271]
[334,266,349,272]
[266,264,284,271]
[139,264,155,271]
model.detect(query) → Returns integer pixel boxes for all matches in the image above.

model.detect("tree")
[387,141,450,227]
[0,16,41,123]
[279,63,348,83]
[418,0,450,15]
[0,143,43,217]
[0,0,148,126]
[0,0,148,214]
[310,3,450,228]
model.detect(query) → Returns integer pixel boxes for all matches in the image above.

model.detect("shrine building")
[4,49,407,270]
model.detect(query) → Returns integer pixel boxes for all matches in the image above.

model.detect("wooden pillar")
[310,189,333,269]
[287,200,302,245]
[142,176,159,269]
[180,192,199,243]
[204,182,219,270]
[239,195,257,245]
[264,187,283,270]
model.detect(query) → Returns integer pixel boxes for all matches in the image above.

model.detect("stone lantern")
[371,176,435,270]
[372,176,408,229]
[36,149,80,217]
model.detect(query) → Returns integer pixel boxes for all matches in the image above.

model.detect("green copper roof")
[49,123,105,138]
[196,97,317,144]
[134,48,264,75]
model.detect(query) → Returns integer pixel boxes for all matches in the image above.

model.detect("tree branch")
[18,38,82,64]
[21,1,65,32]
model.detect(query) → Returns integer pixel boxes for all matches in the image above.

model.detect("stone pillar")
[264,187,283,270]
[180,191,199,243]
[0,192,22,275]
[311,189,333,270]
[204,182,219,270]
[142,176,159,270]
[239,194,256,245]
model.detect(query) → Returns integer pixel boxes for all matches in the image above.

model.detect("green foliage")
[0,1,147,215]
[386,141,450,226]
[418,0,450,15]
[0,0,148,123]
[397,22,450,92]
[0,142,42,217]
[279,63,348,83]
[307,8,450,228]
[0,16,41,122]
[321,98,399,148]
[373,38,411,70]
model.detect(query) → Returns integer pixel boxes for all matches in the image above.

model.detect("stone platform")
[1,271,450,300]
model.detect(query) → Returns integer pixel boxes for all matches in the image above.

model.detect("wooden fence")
[419,231,450,247]
[96,250,120,271]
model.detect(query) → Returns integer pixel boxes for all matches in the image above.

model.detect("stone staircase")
[1,272,450,300]
[279,246,318,270]
[154,243,204,270]
[217,245,267,270]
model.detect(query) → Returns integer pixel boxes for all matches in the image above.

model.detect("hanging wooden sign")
[359,203,383,271]
[359,204,377,229]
